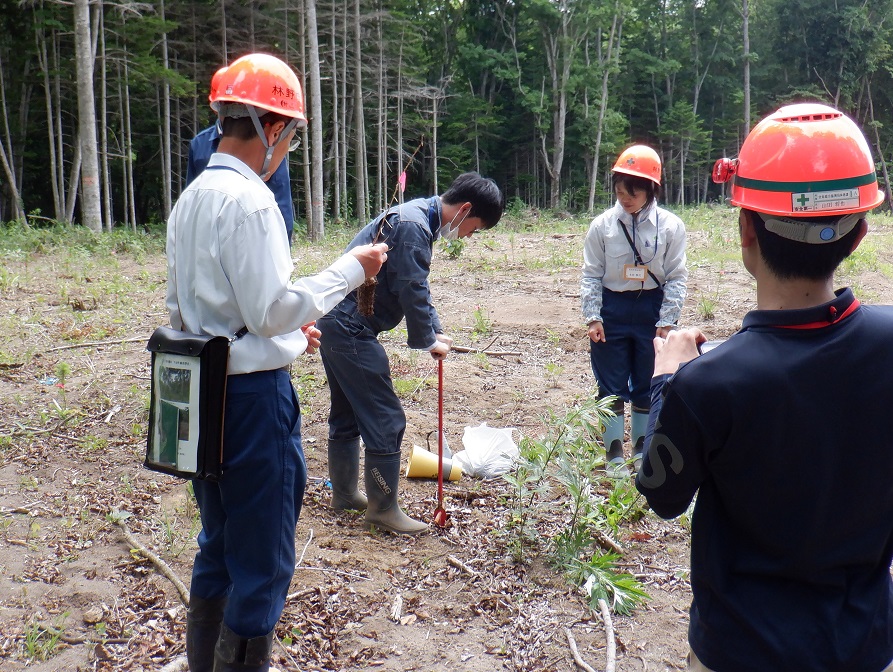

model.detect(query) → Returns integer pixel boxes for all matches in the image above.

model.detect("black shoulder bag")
[144,325,246,480]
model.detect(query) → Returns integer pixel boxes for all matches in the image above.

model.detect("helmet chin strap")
[762,212,862,244]
[246,106,298,179]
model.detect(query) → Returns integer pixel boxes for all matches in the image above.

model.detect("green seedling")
[498,398,650,615]
[472,305,492,338]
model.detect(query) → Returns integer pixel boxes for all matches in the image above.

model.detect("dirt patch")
[1,219,890,671]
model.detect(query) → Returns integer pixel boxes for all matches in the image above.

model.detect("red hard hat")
[712,103,883,216]
[212,53,307,125]
[208,66,228,106]
[612,145,662,186]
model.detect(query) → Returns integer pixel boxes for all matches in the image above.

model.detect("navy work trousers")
[190,367,306,638]
[318,307,406,455]
[590,288,663,409]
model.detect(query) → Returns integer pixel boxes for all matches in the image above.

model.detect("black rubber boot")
[186,594,227,672]
[213,622,274,672]
[364,451,427,535]
[328,438,367,510]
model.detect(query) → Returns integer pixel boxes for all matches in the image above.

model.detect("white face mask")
[440,208,469,241]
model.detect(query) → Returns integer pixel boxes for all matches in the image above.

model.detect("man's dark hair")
[221,111,293,141]
[441,172,505,229]
[749,209,862,280]
[612,173,660,208]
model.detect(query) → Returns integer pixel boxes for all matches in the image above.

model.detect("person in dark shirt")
[318,173,505,535]
[636,103,893,671]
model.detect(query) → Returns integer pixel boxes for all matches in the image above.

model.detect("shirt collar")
[206,152,269,190]
[742,288,860,331]
[428,196,443,237]
[614,200,657,226]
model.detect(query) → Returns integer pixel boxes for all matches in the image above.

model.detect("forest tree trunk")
[73,0,102,231]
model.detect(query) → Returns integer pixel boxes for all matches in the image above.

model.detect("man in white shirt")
[166,53,386,672]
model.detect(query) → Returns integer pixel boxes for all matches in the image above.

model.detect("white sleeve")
[221,208,365,337]
[581,216,606,324]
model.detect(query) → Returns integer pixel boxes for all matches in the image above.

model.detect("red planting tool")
[433,358,449,527]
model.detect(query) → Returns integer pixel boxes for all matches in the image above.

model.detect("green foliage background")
[0,0,891,229]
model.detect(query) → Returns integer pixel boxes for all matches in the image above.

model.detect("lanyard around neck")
[619,211,662,287]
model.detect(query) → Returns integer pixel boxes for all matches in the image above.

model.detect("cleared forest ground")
[1,208,892,671]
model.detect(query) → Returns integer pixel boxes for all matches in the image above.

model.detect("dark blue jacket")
[336,197,444,349]
[186,124,294,242]
[637,288,893,671]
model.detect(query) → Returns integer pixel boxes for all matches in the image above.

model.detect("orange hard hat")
[712,102,883,217]
[212,53,306,125]
[208,66,228,105]
[612,145,662,186]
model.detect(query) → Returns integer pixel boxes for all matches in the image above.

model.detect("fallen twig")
[13,414,75,438]
[2,506,41,516]
[296,528,314,566]
[598,598,616,672]
[286,587,318,601]
[159,657,189,672]
[294,565,372,581]
[114,518,190,606]
[275,633,301,671]
[447,555,480,577]
[479,335,500,351]
[46,335,148,352]
[36,622,128,646]
[565,627,597,672]
[1,500,53,517]
[390,593,403,622]
[594,530,625,556]
[451,345,521,357]
[409,372,434,397]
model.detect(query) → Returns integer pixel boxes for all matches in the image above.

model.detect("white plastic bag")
[452,423,520,479]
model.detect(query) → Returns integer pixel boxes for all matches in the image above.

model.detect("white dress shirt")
[581,200,687,327]
[166,153,365,374]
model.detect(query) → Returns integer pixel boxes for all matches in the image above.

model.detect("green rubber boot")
[602,402,629,478]
[631,407,649,472]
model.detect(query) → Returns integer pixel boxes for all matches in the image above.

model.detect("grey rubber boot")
[630,407,648,473]
[605,439,630,478]
[213,622,273,672]
[328,438,367,510]
[632,436,645,472]
[186,594,227,672]
[364,451,427,535]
